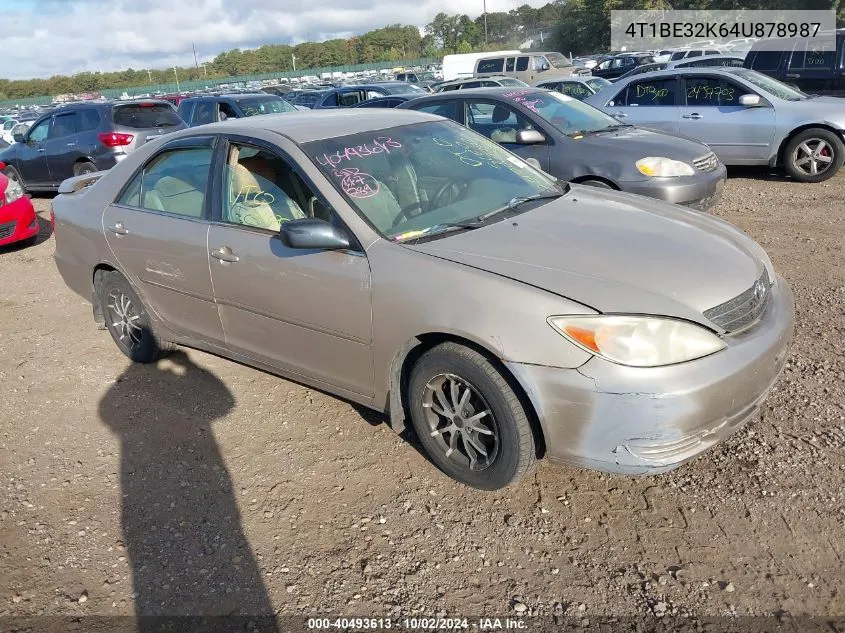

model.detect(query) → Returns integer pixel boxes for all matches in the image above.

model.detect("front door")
[207,138,374,396]
[103,138,224,346]
[605,76,681,136]
[15,117,52,187]
[679,75,776,164]
[44,112,80,184]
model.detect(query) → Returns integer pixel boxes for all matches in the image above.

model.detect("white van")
[441,51,521,81]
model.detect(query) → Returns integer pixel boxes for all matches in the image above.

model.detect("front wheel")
[73,161,97,177]
[408,342,536,489]
[98,271,173,363]
[783,129,844,183]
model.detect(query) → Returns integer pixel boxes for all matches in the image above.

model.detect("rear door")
[603,76,681,135]
[43,111,80,184]
[102,136,224,346]
[679,75,775,163]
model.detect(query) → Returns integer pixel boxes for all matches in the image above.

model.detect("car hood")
[575,125,711,161]
[404,186,766,328]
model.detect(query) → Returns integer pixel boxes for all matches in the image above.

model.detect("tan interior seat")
[490,105,518,144]
[227,155,305,231]
[152,175,205,217]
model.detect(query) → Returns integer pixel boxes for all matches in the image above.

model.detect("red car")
[0,163,39,247]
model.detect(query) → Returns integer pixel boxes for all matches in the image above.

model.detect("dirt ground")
[1,168,843,629]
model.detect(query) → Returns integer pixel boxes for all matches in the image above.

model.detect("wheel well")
[92,264,117,325]
[569,175,618,189]
[393,333,547,459]
[775,124,844,166]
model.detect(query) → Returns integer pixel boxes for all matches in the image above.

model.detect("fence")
[0,57,440,109]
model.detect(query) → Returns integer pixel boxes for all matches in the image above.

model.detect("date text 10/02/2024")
[306,617,528,630]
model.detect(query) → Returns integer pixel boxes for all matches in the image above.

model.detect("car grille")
[0,220,16,240]
[704,269,771,333]
[693,152,719,173]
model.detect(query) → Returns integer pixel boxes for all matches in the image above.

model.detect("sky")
[0,0,553,80]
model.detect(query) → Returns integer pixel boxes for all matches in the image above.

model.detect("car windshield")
[112,104,182,128]
[501,90,621,136]
[546,52,570,68]
[386,84,426,94]
[499,78,527,86]
[235,97,296,115]
[304,121,562,241]
[726,68,809,101]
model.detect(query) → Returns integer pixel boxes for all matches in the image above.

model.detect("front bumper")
[0,196,39,247]
[507,276,794,475]
[620,164,727,211]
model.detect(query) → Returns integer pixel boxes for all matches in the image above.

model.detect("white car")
[4,121,32,144]
[0,119,18,145]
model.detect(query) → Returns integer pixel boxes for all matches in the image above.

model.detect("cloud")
[1,0,553,79]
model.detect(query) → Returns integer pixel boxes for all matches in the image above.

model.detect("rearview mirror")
[515,129,545,145]
[12,133,24,143]
[738,94,761,107]
[279,218,351,250]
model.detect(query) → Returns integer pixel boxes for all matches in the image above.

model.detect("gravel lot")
[1,169,843,628]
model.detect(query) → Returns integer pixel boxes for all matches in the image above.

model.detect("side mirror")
[738,94,761,107]
[13,133,24,143]
[524,157,542,169]
[279,218,351,250]
[515,129,545,145]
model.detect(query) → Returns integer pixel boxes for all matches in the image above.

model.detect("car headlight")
[636,157,695,177]
[4,178,23,205]
[548,315,726,367]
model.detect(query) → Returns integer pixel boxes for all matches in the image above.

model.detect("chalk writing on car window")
[332,167,380,199]
[687,85,735,101]
[501,90,543,113]
[561,84,590,97]
[233,184,276,207]
[431,136,506,169]
[635,84,669,101]
[315,137,402,168]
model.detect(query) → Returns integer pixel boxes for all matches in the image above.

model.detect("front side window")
[304,121,560,239]
[516,56,529,71]
[465,100,536,144]
[117,147,213,218]
[50,113,78,139]
[235,97,296,116]
[620,78,677,106]
[222,144,308,232]
[337,91,365,107]
[27,119,50,143]
[558,81,593,100]
[414,101,460,121]
[191,101,216,125]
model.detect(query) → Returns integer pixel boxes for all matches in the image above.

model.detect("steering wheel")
[432,179,469,208]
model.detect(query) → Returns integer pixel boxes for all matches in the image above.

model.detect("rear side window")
[461,81,482,89]
[77,109,101,132]
[321,92,338,107]
[113,104,182,128]
[687,50,702,58]
[413,101,460,121]
[670,51,686,61]
[50,113,78,138]
[505,57,515,72]
[117,147,213,218]
[516,56,529,71]
[619,78,677,106]
[789,41,836,70]
[477,58,504,74]
[750,50,784,71]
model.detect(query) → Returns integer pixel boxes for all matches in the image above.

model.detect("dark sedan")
[591,54,656,80]
[398,88,725,210]
[176,93,296,127]
[299,83,427,109]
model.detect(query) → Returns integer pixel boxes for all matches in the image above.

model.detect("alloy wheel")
[421,373,499,471]
[107,289,143,349]
[792,138,834,176]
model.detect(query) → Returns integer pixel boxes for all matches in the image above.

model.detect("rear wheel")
[73,161,97,177]
[2,165,26,193]
[783,128,844,183]
[407,342,536,490]
[98,271,173,363]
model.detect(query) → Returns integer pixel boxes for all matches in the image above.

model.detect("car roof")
[176,109,440,143]
[668,55,745,67]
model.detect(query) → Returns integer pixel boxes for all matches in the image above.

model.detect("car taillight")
[98,132,134,147]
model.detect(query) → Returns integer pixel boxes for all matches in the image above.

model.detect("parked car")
[351,95,422,108]
[617,62,668,81]
[287,90,330,109]
[435,76,528,92]
[0,168,39,248]
[534,76,612,101]
[51,109,793,488]
[399,88,725,210]
[0,119,19,145]
[296,83,426,109]
[591,53,656,80]
[394,71,439,91]
[652,50,676,63]
[474,52,572,84]
[587,67,845,182]
[176,93,296,127]
[744,31,845,96]
[667,55,746,70]
[0,100,186,193]
[668,47,724,62]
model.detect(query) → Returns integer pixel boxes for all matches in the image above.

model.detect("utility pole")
[173,66,180,92]
[146,69,152,83]
[292,54,297,71]
[483,0,488,46]
[192,43,200,71]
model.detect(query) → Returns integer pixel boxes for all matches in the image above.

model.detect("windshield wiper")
[474,191,565,223]
[395,221,482,244]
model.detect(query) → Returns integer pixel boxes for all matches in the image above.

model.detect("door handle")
[785,73,799,78]
[36,148,46,153]
[108,222,129,236]
[67,143,76,147]
[210,246,239,263]
[682,113,703,120]
[613,111,627,118]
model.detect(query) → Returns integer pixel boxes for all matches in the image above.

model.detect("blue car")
[351,94,423,108]
[301,83,427,109]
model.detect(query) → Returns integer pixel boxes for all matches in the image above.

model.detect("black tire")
[73,161,97,177]
[98,271,173,363]
[407,342,536,490]
[2,165,26,194]
[579,179,614,189]
[783,128,844,183]
[19,235,38,248]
